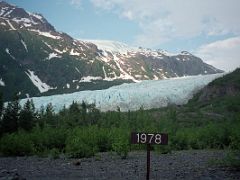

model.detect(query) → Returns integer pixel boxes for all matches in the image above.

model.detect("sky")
[5,0,240,72]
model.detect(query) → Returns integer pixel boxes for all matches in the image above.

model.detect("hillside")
[196,68,240,102]
[187,68,240,116]
[0,1,223,101]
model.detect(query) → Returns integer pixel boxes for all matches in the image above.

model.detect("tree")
[19,99,35,131]
[81,101,87,122]
[1,93,21,133]
[68,101,81,126]
[87,103,100,125]
[45,103,56,126]
[0,92,3,118]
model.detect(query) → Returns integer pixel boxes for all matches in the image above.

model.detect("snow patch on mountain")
[70,49,80,56]
[21,39,28,52]
[80,76,103,82]
[12,17,37,25]
[102,66,117,81]
[0,9,5,16]
[157,49,178,57]
[113,54,139,82]
[0,78,5,86]
[30,13,43,22]
[75,67,81,74]
[5,19,16,30]
[46,52,61,60]
[25,70,54,93]
[43,41,52,49]
[85,40,193,62]
[181,51,193,56]
[5,48,16,59]
[85,39,137,54]
[3,9,13,17]
[20,73,224,112]
[29,29,61,39]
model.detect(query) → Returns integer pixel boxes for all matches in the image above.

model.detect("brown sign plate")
[131,132,168,145]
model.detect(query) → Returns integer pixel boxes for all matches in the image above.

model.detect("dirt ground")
[0,150,239,180]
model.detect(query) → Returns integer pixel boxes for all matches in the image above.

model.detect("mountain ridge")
[0,1,223,101]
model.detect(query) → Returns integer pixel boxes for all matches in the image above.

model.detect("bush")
[229,125,240,150]
[96,128,112,152]
[66,140,94,158]
[197,123,230,149]
[0,132,34,156]
[65,127,98,158]
[172,130,190,150]
[30,127,67,154]
[112,139,129,159]
[112,132,129,159]
[49,148,61,159]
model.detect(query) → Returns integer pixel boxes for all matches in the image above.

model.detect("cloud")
[90,0,240,47]
[70,0,82,9]
[195,37,240,72]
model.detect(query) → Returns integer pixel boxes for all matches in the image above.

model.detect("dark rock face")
[198,85,239,102]
[142,54,222,77]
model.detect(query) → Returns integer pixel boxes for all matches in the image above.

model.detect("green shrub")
[112,140,129,159]
[30,127,67,153]
[197,123,230,149]
[65,127,98,158]
[96,128,112,152]
[112,133,129,159]
[213,151,240,168]
[172,130,190,150]
[66,136,95,158]
[229,125,240,150]
[0,132,34,156]
[49,148,60,159]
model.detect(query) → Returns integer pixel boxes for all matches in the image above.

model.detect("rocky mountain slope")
[0,1,223,101]
[192,68,240,103]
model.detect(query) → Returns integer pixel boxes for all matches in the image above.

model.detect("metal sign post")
[131,132,168,180]
[146,144,151,180]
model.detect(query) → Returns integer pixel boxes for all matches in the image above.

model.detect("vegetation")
[0,69,239,166]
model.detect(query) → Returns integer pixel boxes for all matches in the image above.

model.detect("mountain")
[0,1,223,101]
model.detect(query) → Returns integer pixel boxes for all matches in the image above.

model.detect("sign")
[131,132,168,145]
[131,132,168,180]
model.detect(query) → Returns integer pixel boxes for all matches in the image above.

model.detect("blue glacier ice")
[20,73,224,112]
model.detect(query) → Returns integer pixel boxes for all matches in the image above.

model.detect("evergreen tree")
[69,101,80,114]
[0,92,3,118]
[37,105,45,129]
[1,93,21,133]
[68,101,81,126]
[87,103,100,125]
[18,99,35,131]
[45,103,56,126]
[81,101,87,124]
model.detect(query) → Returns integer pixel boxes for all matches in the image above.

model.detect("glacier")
[20,73,224,112]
